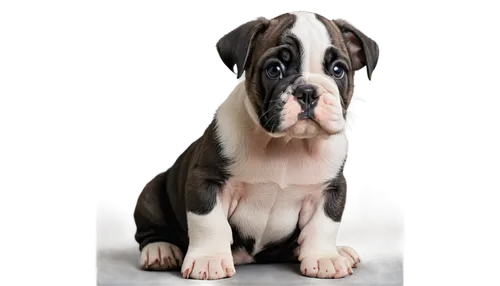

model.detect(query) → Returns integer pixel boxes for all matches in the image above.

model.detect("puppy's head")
[216,11,379,138]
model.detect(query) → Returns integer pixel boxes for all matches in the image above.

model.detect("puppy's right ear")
[216,17,270,79]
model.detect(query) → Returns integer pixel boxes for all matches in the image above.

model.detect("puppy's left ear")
[334,19,379,80]
[216,17,270,78]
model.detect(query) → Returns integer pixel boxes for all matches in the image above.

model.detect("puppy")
[133,11,379,280]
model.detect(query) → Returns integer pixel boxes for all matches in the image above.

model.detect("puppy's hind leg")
[139,242,184,271]
[133,171,187,271]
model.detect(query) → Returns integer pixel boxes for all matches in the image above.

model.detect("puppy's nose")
[293,84,318,104]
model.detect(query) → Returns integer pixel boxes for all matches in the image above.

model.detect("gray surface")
[97,198,404,285]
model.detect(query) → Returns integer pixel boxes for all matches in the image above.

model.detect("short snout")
[293,84,319,120]
[293,84,319,105]
[279,77,345,137]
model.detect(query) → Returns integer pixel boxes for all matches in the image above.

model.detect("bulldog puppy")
[133,11,379,280]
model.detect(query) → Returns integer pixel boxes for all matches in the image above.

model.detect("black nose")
[293,84,318,105]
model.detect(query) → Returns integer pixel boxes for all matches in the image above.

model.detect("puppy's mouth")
[297,108,316,121]
[277,89,345,137]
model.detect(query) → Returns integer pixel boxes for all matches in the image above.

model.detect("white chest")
[219,134,348,254]
[230,133,347,188]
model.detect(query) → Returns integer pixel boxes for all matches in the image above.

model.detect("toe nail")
[183,269,190,278]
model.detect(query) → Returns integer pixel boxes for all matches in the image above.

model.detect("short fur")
[133,11,379,280]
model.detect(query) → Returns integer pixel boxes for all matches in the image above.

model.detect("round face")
[244,12,355,139]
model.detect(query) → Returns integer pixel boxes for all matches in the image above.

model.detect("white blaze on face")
[290,11,332,75]
[280,11,346,135]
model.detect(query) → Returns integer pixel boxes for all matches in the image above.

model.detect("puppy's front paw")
[338,245,361,268]
[140,242,184,271]
[300,254,352,279]
[181,252,235,280]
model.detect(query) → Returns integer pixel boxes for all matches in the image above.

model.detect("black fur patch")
[323,158,348,222]
[133,118,232,253]
[257,33,303,133]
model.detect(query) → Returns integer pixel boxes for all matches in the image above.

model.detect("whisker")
[263,113,279,129]
[271,116,279,133]
[258,99,286,121]
[258,106,276,121]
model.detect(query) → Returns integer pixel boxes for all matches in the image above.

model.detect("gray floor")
[97,203,404,285]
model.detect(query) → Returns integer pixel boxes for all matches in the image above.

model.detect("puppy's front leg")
[298,173,360,279]
[181,180,235,280]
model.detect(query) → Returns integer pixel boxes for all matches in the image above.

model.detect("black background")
[89,8,412,219]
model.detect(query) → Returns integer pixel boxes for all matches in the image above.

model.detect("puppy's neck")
[216,79,273,148]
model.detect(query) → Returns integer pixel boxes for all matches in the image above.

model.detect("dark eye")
[330,64,345,79]
[265,63,283,80]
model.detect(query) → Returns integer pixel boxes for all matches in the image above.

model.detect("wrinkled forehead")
[290,12,348,73]
[252,12,348,72]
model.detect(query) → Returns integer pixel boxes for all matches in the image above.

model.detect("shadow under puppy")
[133,10,379,280]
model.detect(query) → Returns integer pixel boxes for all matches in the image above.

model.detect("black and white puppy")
[133,11,379,280]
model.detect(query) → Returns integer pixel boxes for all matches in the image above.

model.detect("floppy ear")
[334,19,379,80]
[216,17,270,78]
